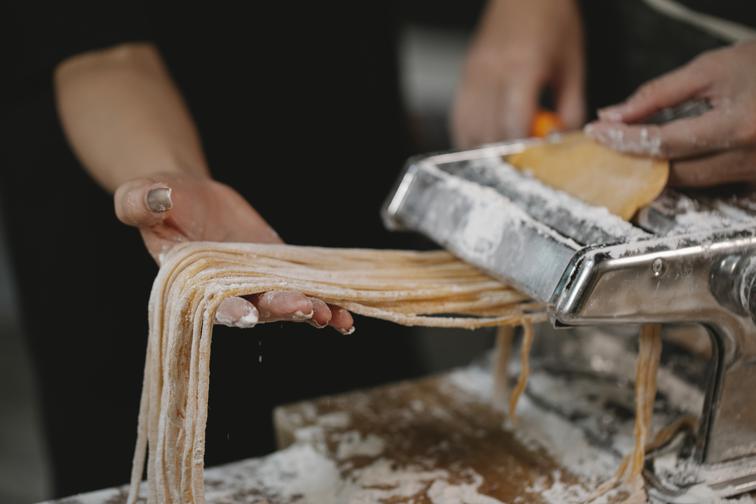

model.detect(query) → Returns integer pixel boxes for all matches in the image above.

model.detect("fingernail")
[597,107,623,122]
[309,320,327,329]
[291,310,314,322]
[338,326,356,335]
[146,187,173,213]
[215,297,259,328]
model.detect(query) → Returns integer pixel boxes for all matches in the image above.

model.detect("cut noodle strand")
[127,242,544,504]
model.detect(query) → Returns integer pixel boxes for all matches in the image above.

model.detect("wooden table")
[47,357,602,504]
[47,327,756,503]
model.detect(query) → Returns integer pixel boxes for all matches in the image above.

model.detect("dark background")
[0,3,490,501]
[0,1,751,501]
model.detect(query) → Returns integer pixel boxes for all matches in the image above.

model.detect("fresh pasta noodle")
[492,326,514,412]
[127,136,672,502]
[126,241,667,504]
[587,324,663,503]
[128,243,672,503]
[509,137,670,501]
[126,242,545,504]
[508,319,534,422]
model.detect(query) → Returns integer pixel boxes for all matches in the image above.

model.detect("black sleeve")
[8,0,154,97]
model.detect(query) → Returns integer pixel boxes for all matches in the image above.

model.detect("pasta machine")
[382,138,756,500]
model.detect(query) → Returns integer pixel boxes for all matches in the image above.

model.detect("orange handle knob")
[530,110,563,138]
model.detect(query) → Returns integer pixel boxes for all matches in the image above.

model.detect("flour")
[335,431,385,460]
[426,471,503,504]
[441,330,717,504]
[584,123,663,158]
[421,160,583,257]
[474,155,647,243]
[528,470,594,503]
[209,431,499,503]
[447,364,617,485]
[317,411,351,429]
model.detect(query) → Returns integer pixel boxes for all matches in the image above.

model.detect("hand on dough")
[585,41,756,187]
[114,173,355,333]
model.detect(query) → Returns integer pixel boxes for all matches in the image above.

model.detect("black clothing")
[581,1,756,116]
[3,1,421,497]
[5,0,756,498]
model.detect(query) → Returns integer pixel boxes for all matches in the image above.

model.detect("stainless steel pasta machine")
[382,139,756,500]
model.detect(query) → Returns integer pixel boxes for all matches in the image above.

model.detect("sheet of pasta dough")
[507,132,669,220]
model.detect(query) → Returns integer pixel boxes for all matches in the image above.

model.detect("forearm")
[54,42,209,192]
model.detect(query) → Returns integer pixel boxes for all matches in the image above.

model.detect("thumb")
[114,178,173,228]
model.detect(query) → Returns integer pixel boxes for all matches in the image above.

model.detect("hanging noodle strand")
[126,241,665,504]
[586,323,663,503]
[127,242,546,504]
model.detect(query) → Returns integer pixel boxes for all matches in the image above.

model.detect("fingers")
[586,109,733,159]
[584,122,664,157]
[114,178,173,227]
[308,298,331,329]
[253,291,314,323]
[555,62,586,130]
[669,147,756,187]
[451,56,542,148]
[498,77,540,140]
[306,299,355,334]
[597,60,709,124]
[228,291,355,334]
[451,79,500,149]
[215,297,259,328]
[328,305,355,335]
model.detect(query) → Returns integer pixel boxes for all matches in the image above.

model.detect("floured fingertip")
[215,297,259,328]
[291,309,314,322]
[338,325,356,335]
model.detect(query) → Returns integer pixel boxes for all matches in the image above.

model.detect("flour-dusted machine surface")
[383,137,756,500]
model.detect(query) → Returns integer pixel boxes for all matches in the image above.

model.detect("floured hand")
[585,41,756,187]
[113,173,354,333]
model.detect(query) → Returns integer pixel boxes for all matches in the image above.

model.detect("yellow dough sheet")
[508,132,669,220]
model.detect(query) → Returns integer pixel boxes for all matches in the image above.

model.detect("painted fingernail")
[215,297,259,328]
[146,187,173,213]
[338,326,356,335]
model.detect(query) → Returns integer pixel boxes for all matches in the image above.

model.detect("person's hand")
[451,0,585,148]
[585,41,756,187]
[114,173,355,333]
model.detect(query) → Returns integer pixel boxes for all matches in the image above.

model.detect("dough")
[492,326,514,412]
[126,243,546,504]
[587,324,662,503]
[127,137,671,503]
[507,133,669,220]
[508,319,534,422]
